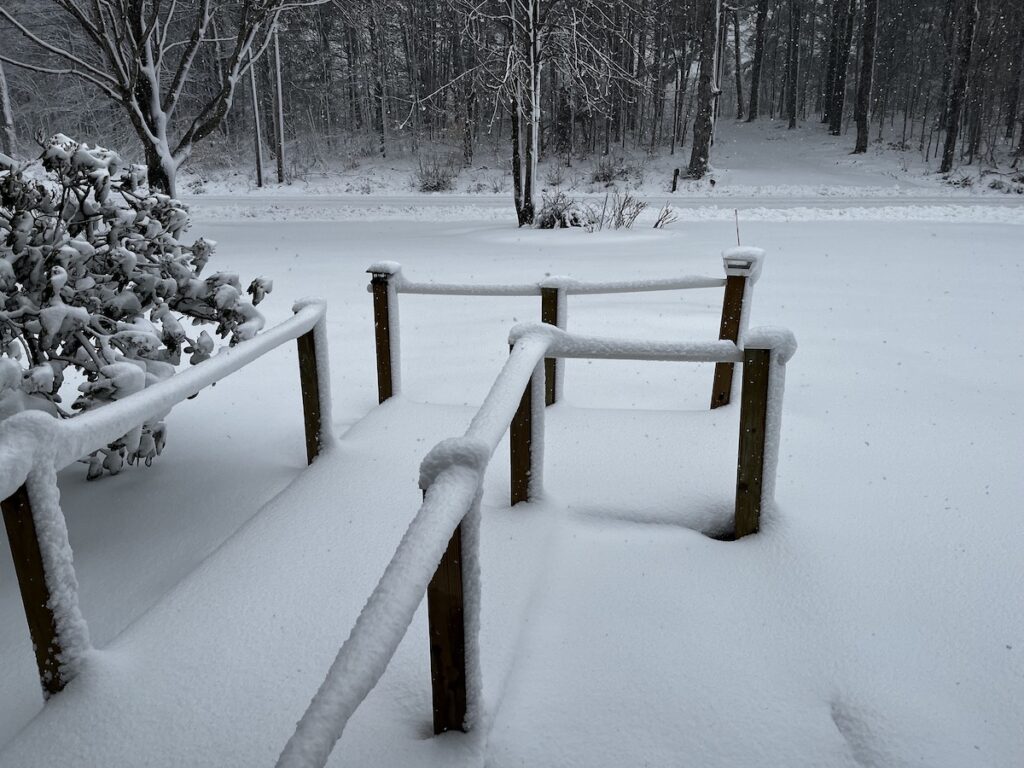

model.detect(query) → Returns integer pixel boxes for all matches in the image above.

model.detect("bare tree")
[0,0,322,195]
[827,0,855,136]
[785,0,802,130]
[746,0,770,121]
[853,0,878,152]
[688,0,720,178]
[0,60,16,155]
[940,0,978,173]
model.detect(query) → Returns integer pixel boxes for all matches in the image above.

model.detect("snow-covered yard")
[1,206,1022,766]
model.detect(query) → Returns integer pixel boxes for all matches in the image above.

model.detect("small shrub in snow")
[584,192,647,231]
[0,135,272,478]
[415,155,458,192]
[543,164,567,188]
[943,172,974,188]
[489,173,509,194]
[591,155,629,184]
[534,192,587,229]
[652,204,678,229]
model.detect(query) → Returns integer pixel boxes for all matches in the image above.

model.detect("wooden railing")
[0,300,331,698]
[367,246,764,409]
[277,317,796,768]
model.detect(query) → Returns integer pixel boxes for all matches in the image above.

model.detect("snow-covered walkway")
[0,397,750,767]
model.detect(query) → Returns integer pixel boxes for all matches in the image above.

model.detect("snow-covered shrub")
[0,135,272,478]
[543,164,568,188]
[591,156,629,184]
[415,155,458,192]
[534,192,587,229]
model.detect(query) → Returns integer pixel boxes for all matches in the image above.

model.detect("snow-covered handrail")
[366,247,764,407]
[0,300,332,697]
[277,320,795,768]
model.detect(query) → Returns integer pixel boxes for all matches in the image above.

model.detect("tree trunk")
[0,61,16,156]
[941,0,978,173]
[249,53,265,188]
[688,0,721,179]
[853,0,878,152]
[1004,21,1024,140]
[733,10,744,120]
[142,142,175,197]
[822,0,841,123]
[273,26,286,184]
[786,0,802,129]
[747,0,770,121]
[828,0,855,136]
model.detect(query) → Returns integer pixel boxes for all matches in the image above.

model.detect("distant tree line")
[1,0,1021,220]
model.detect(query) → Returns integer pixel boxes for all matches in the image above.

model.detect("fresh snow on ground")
[1,130,1023,767]
[180,120,1022,201]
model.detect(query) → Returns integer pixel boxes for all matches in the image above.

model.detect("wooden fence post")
[540,286,561,406]
[509,352,545,506]
[510,360,533,505]
[368,265,399,403]
[734,347,771,538]
[711,250,761,409]
[426,513,467,734]
[2,484,65,696]
[296,329,323,465]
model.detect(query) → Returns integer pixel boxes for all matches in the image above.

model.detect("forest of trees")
[1,0,1022,221]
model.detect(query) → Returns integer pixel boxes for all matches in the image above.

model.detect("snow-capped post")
[510,350,545,505]
[368,263,402,403]
[1,484,65,696]
[539,279,568,405]
[711,247,764,409]
[294,301,331,465]
[734,327,796,538]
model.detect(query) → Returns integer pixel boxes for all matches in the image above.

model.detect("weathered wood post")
[509,352,544,505]
[711,247,764,409]
[368,263,401,403]
[2,484,65,696]
[426,513,467,734]
[510,363,533,505]
[734,327,795,539]
[296,330,324,465]
[539,282,567,406]
[734,348,770,538]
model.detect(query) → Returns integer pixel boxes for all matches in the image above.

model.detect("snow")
[2,181,1023,767]
[508,322,744,362]
[0,301,328,694]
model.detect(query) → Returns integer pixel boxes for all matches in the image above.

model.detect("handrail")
[366,247,765,408]
[369,261,730,297]
[277,321,795,768]
[0,300,332,697]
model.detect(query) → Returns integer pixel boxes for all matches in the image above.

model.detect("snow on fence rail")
[367,246,764,408]
[0,300,331,698]
[277,317,796,768]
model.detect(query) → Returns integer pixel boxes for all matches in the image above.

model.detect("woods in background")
[1,0,1021,219]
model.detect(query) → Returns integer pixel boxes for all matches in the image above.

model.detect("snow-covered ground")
[2,146,1023,767]
[181,119,1024,201]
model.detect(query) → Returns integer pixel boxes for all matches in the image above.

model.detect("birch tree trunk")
[0,61,16,156]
